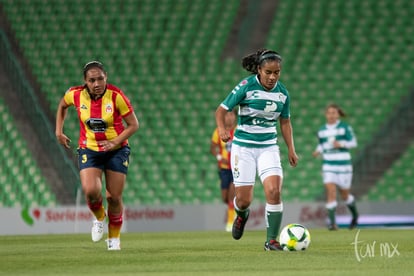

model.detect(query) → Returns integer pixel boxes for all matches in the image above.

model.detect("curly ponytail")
[241,49,282,74]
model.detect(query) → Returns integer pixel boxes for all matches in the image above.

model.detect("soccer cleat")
[91,219,105,242]
[106,238,121,251]
[349,216,358,230]
[232,211,249,240]
[264,240,283,251]
[328,224,339,231]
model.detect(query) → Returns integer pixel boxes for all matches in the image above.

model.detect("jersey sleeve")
[63,88,75,106]
[221,79,249,111]
[280,90,290,118]
[345,125,356,140]
[115,92,134,117]
[342,125,357,148]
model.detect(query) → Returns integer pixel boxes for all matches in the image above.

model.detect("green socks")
[265,203,283,242]
[347,201,358,219]
[266,211,283,242]
[327,207,336,225]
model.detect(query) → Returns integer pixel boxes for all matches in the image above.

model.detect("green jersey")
[315,121,357,173]
[221,75,290,148]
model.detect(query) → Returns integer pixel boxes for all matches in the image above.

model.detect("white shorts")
[323,171,353,190]
[231,144,283,186]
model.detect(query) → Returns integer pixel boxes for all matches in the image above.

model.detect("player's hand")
[288,151,299,167]
[98,140,117,151]
[312,151,320,157]
[218,128,231,142]
[333,141,342,148]
[56,133,71,149]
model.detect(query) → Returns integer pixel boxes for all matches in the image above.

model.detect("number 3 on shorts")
[82,154,88,164]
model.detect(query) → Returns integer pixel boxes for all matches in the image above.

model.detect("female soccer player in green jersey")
[312,103,359,230]
[215,49,299,251]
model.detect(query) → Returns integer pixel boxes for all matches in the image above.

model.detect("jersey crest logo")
[233,167,240,179]
[80,104,88,110]
[105,104,113,113]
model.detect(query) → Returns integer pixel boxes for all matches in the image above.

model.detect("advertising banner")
[1,202,413,235]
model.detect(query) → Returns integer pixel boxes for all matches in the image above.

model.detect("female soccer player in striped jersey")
[215,49,299,251]
[55,61,139,250]
[312,103,359,230]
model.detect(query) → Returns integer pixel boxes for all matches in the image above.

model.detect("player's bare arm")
[55,98,71,148]
[215,106,231,142]
[279,117,298,167]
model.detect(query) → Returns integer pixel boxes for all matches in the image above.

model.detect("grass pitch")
[0,228,413,276]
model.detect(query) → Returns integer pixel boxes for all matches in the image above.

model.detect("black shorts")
[218,169,233,190]
[77,146,130,174]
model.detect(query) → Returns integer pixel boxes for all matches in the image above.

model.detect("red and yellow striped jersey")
[64,84,134,152]
[211,128,235,169]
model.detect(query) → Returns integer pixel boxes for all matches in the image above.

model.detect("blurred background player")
[210,109,237,232]
[312,103,359,230]
[215,49,299,251]
[55,61,139,250]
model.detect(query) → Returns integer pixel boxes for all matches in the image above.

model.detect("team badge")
[233,167,240,179]
[105,104,113,113]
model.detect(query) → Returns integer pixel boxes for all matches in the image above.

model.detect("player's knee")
[85,193,101,203]
[235,197,251,210]
[266,187,281,201]
[107,196,122,207]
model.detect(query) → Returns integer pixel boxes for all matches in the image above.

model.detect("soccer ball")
[279,223,311,251]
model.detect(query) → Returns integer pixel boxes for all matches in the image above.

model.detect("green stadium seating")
[362,142,414,202]
[1,0,412,205]
[0,97,57,207]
